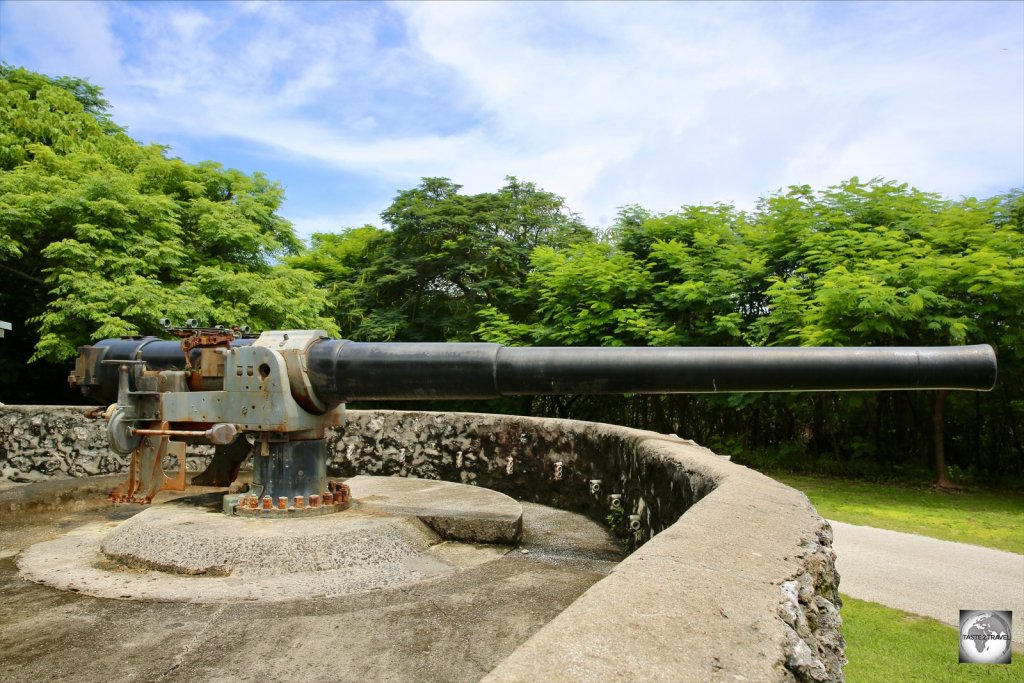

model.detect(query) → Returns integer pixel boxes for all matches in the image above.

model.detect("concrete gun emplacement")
[68,326,998,514]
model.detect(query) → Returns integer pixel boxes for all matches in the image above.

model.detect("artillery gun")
[68,325,997,515]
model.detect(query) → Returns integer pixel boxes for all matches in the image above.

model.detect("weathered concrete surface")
[18,511,506,604]
[1,406,845,681]
[0,497,621,683]
[19,477,522,602]
[333,411,845,682]
[331,412,721,545]
[830,520,1024,646]
[484,438,843,683]
[0,473,126,513]
[349,475,523,543]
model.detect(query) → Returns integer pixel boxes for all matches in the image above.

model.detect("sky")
[1,0,1022,242]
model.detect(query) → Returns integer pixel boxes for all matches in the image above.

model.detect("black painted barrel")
[74,337,998,406]
[306,341,998,402]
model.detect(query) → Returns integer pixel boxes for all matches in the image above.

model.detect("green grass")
[773,474,1024,554]
[842,595,1021,682]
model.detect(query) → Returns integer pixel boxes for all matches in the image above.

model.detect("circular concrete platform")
[16,476,524,602]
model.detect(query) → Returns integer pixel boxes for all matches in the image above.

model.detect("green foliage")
[750,178,1016,348]
[645,206,767,346]
[1,62,116,130]
[467,178,1022,479]
[286,226,391,335]
[479,242,670,346]
[0,63,121,170]
[0,67,334,387]
[295,176,593,343]
[603,506,635,553]
[3,67,1022,480]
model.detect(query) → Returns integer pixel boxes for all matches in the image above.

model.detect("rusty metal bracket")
[109,428,187,504]
[163,326,236,370]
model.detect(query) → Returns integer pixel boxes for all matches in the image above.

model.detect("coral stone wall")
[329,411,719,547]
[1,406,126,483]
[332,410,845,682]
[0,405,210,485]
[0,405,845,681]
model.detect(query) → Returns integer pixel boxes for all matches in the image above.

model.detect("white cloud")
[393,1,1024,221]
[0,0,123,84]
[2,0,1021,231]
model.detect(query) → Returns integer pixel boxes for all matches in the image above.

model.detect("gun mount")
[68,328,997,514]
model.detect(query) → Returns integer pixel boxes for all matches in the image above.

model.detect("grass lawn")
[772,474,1024,554]
[842,595,1021,682]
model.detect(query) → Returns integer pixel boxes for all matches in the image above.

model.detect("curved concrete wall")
[0,406,845,681]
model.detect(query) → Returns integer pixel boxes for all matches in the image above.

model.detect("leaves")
[748,179,1020,349]
[296,176,594,343]
[1,67,333,365]
[2,65,1021,476]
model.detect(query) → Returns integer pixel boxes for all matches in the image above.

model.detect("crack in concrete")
[155,603,228,681]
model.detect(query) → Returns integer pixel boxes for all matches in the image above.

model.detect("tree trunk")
[933,389,953,488]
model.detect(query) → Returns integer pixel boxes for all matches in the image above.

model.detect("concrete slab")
[0,474,126,514]
[16,477,528,603]
[348,475,523,543]
[0,495,622,683]
[18,516,508,603]
[1,408,848,681]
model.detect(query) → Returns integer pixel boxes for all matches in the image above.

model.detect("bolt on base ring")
[232,481,351,518]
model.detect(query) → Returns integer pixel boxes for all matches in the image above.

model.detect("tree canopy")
[0,65,335,401]
[288,176,593,342]
[289,175,1022,483]
[3,65,1021,483]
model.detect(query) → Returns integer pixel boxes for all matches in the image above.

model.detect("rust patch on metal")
[109,425,187,505]
[232,481,352,518]
[329,480,352,506]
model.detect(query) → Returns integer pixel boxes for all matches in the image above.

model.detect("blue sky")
[1,0,1022,242]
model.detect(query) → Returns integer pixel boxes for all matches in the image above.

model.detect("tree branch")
[0,262,47,285]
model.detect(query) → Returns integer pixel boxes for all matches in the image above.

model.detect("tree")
[480,179,1022,482]
[749,179,1022,484]
[298,177,595,343]
[477,241,668,347]
[0,67,335,403]
[286,226,392,337]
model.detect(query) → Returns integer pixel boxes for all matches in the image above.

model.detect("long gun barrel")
[76,338,998,405]
[67,331,997,510]
[307,342,998,401]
